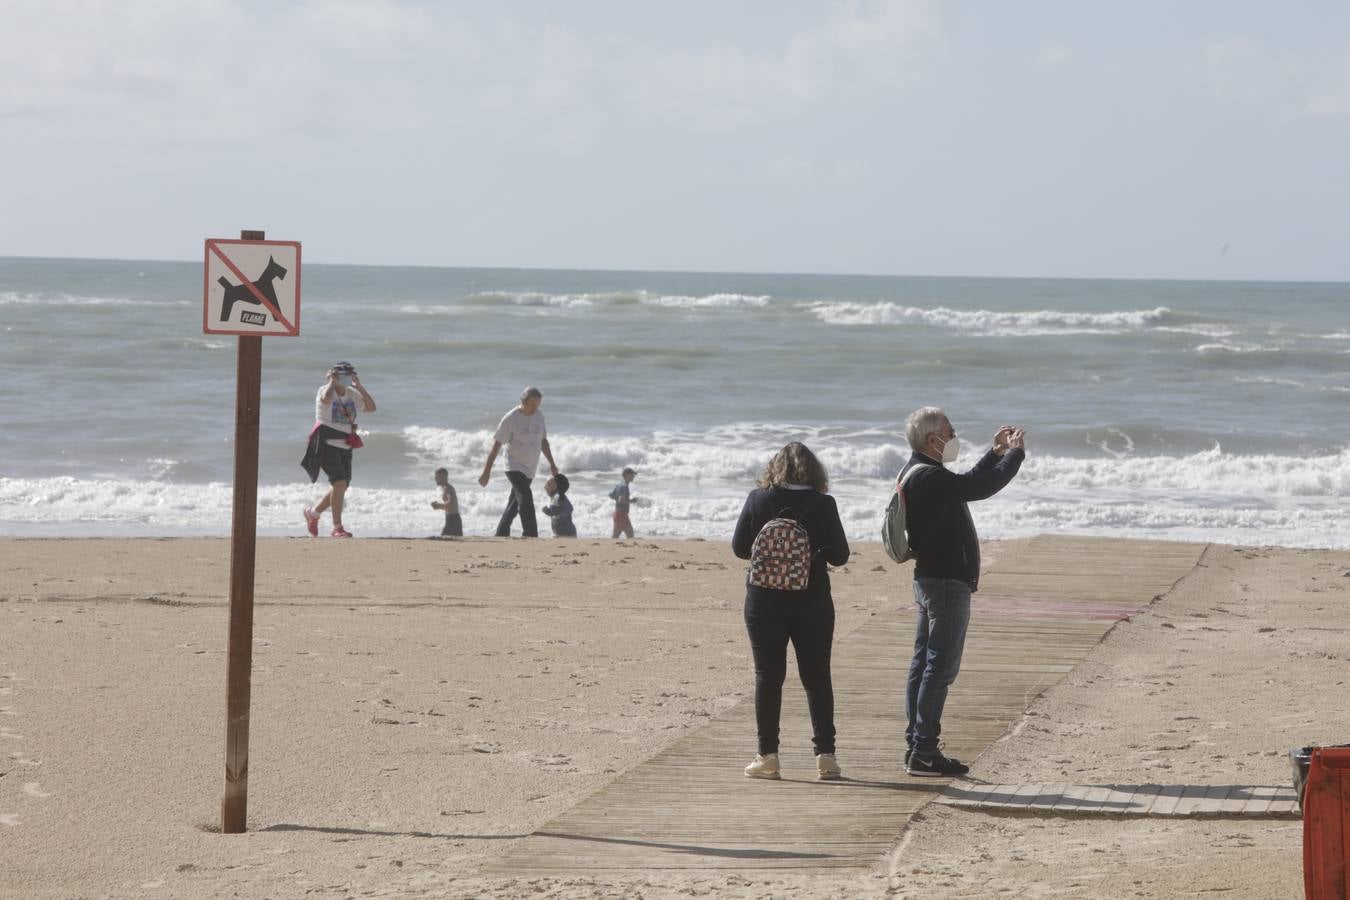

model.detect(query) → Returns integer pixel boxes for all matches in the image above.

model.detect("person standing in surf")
[609,467,637,539]
[431,467,462,537]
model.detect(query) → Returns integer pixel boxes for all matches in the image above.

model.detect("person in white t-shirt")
[478,386,559,538]
[303,362,376,538]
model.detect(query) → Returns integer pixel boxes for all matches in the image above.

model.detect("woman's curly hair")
[758,441,829,493]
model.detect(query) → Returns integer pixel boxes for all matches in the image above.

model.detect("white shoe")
[816,753,842,780]
[744,753,780,780]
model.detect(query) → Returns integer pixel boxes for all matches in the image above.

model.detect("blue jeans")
[905,577,972,756]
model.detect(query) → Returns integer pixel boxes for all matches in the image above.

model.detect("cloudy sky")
[3,1,1349,279]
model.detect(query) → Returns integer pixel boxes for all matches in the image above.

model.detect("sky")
[3,0,1349,280]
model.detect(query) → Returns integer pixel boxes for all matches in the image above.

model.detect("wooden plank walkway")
[485,535,1208,874]
[935,781,1301,818]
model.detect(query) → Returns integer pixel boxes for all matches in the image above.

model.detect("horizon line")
[1,253,1346,287]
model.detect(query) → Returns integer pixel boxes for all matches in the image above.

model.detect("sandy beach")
[2,536,1348,898]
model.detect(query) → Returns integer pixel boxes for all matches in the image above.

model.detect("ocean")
[1,256,1346,547]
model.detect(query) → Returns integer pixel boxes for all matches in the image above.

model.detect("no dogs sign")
[203,238,301,336]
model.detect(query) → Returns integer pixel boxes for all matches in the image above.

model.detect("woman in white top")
[303,362,375,538]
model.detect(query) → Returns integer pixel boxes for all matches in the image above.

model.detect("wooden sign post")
[204,228,302,833]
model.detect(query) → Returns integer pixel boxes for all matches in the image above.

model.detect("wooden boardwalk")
[485,535,1208,874]
[936,781,1300,818]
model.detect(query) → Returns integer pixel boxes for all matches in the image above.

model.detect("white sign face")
[203,239,302,336]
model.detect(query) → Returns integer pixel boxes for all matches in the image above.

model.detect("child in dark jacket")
[542,474,577,538]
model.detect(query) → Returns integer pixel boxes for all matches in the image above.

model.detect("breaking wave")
[6,438,1345,547]
[804,303,1176,335]
[0,291,189,307]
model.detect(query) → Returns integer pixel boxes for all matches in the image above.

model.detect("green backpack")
[881,463,932,564]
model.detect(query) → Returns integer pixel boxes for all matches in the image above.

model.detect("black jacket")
[300,424,352,483]
[901,447,1024,591]
[732,487,850,600]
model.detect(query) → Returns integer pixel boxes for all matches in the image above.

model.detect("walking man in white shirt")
[478,386,559,538]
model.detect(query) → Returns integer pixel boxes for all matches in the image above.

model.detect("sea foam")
[804,302,1176,334]
[639,293,771,309]
[391,290,773,315]
[0,291,189,307]
[4,446,1346,547]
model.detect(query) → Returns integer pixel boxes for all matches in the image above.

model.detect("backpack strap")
[896,463,943,555]
[772,493,824,556]
[897,463,933,493]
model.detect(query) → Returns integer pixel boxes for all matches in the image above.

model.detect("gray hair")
[521,386,543,403]
[905,407,947,451]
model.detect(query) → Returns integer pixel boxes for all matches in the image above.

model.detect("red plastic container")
[1304,746,1350,899]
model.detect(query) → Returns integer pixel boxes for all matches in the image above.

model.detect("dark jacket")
[901,447,1024,591]
[542,494,577,537]
[300,424,354,483]
[732,487,850,600]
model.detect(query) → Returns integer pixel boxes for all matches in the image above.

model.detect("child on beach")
[609,467,637,539]
[542,473,577,538]
[431,468,462,537]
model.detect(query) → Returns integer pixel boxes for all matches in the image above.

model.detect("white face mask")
[936,435,960,463]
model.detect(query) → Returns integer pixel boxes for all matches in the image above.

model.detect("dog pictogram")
[219,256,288,323]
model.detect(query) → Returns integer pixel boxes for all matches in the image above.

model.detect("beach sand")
[2,536,1347,898]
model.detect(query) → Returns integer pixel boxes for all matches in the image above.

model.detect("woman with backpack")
[732,442,850,781]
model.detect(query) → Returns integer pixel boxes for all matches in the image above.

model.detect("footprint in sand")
[23,782,50,798]
[0,813,19,827]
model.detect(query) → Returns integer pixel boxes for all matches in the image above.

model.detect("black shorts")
[441,513,463,537]
[319,443,353,484]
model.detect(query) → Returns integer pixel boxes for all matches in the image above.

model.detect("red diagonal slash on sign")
[208,241,295,333]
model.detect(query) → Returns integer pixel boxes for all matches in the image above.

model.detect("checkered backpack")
[748,505,815,591]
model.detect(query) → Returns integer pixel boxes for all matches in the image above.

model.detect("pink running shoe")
[303,507,319,537]
[331,526,353,538]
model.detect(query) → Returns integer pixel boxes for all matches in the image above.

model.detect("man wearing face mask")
[302,362,376,538]
[898,406,1025,777]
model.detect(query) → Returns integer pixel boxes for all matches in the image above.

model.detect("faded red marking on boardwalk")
[975,597,1150,620]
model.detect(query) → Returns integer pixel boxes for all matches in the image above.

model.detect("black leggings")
[494,471,537,537]
[744,592,836,756]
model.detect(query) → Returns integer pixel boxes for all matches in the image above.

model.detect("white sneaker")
[744,753,780,780]
[816,753,842,780]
